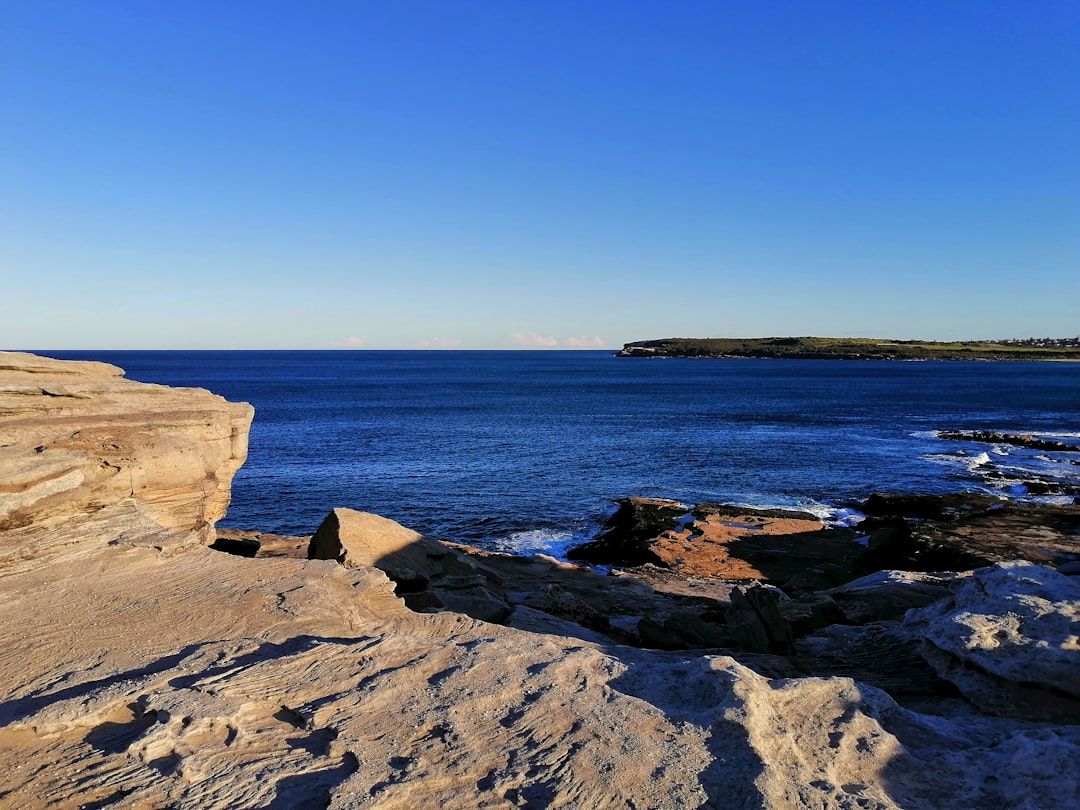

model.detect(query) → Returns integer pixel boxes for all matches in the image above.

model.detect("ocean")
[43,350,1080,555]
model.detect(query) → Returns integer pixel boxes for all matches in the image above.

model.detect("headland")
[617,336,1080,361]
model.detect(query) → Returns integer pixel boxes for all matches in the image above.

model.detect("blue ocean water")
[43,351,1080,553]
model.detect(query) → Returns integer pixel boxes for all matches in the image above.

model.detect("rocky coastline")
[2,351,1078,809]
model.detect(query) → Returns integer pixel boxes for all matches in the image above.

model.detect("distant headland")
[616,336,1080,361]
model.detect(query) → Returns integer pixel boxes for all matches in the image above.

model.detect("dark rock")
[857,498,1080,573]
[636,607,730,650]
[856,521,992,574]
[209,535,261,557]
[567,497,686,566]
[727,585,795,656]
[861,492,1002,521]
[938,430,1080,453]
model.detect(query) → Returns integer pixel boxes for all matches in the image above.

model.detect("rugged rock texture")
[4,539,1079,809]
[826,570,959,624]
[0,351,252,552]
[568,497,865,590]
[858,495,1080,573]
[309,507,511,623]
[3,354,1080,809]
[903,561,1080,723]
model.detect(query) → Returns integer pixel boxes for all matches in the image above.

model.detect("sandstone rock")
[826,569,958,624]
[308,507,510,623]
[5,536,1078,810]
[0,350,252,551]
[903,561,1080,722]
[213,527,309,558]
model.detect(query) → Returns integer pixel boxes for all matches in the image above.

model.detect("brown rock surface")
[568,497,865,589]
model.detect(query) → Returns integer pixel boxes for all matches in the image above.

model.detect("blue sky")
[2,1,1077,349]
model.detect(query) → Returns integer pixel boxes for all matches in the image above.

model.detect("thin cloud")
[564,335,606,348]
[327,336,365,348]
[511,332,559,348]
[418,337,463,349]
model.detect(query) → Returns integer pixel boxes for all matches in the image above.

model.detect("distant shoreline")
[616,337,1080,362]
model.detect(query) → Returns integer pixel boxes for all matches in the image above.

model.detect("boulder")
[308,507,510,623]
[903,561,1080,721]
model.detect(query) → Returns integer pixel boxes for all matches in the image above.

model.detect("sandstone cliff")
[1,352,1077,809]
[0,351,252,564]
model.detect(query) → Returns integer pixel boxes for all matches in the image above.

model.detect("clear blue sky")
[2,1,1077,349]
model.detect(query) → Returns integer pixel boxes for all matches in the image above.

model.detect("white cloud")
[327,336,365,348]
[417,337,463,349]
[510,332,559,348]
[563,335,606,347]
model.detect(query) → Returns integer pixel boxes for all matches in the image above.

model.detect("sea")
[43,351,1080,556]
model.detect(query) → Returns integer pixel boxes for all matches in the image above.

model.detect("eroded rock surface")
[309,507,511,623]
[0,351,252,552]
[903,561,1080,722]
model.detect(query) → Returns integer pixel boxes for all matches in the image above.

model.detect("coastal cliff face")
[1,352,1078,810]
[0,351,252,558]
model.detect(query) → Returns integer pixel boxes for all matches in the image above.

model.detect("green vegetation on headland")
[616,336,1080,361]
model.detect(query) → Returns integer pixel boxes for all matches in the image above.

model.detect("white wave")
[990,445,1010,456]
[493,529,586,560]
[782,499,866,527]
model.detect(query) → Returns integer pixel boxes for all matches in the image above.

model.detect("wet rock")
[569,497,863,589]
[860,491,1002,521]
[566,497,686,566]
[939,430,1080,452]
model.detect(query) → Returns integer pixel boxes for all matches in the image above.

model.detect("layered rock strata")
[0,351,252,557]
